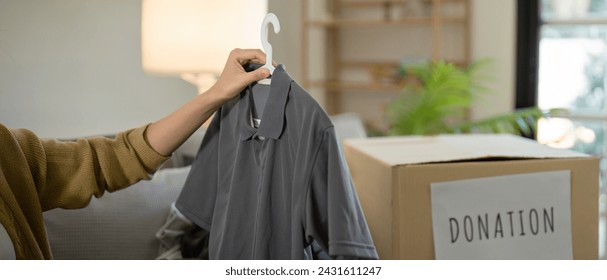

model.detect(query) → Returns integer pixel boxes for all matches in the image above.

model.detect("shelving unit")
[300,0,471,125]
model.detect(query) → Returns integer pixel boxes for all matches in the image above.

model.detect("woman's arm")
[146,48,269,156]
[17,49,269,210]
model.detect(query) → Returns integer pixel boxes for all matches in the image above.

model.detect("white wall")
[268,0,302,81]
[470,0,516,120]
[0,0,195,138]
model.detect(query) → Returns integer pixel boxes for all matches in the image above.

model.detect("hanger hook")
[261,13,280,74]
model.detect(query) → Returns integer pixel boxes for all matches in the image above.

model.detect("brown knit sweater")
[0,123,168,259]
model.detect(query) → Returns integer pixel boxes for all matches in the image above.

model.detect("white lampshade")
[142,0,267,77]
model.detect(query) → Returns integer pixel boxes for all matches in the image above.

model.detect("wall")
[268,0,302,83]
[0,0,516,138]
[469,0,516,120]
[0,0,194,138]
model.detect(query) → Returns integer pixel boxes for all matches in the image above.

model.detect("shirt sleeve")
[175,111,221,230]
[304,126,379,260]
[12,124,169,211]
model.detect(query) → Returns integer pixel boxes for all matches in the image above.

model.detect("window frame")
[515,0,541,109]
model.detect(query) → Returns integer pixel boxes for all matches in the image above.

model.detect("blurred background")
[0,0,605,259]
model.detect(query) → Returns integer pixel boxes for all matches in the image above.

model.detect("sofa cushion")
[43,166,191,260]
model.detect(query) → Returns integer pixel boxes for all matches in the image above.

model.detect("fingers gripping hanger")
[258,13,280,85]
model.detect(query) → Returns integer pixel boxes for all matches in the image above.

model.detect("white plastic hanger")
[258,13,280,85]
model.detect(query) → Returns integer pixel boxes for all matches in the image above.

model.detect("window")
[518,0,607,259]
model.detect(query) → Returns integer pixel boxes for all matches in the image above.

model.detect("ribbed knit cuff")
[127,124,170,174]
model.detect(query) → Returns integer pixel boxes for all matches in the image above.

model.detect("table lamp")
[142,0,267,93]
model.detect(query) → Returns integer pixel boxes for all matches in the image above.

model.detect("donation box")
[344,134,599,259]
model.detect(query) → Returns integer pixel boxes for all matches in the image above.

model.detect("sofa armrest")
[43,166,191,260]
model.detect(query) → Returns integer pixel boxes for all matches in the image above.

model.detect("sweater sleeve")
[13,124,169,211]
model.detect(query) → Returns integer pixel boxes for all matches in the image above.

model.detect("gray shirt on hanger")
[176,64,378,260]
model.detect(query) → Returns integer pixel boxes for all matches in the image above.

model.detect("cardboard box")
[344,134,599,259]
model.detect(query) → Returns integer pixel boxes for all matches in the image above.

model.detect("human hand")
[208,48,271,102]
[147,49,272,156]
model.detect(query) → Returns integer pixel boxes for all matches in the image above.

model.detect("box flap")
[344,134,589,166]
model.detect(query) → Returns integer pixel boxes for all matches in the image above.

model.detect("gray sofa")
[42,128,205,260]
[43,165,192,260]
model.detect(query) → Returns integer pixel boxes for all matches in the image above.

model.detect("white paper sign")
[430,170,572,260]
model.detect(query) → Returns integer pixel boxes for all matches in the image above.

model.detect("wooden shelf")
[301,0,471,115]
[341,60,402,68]
[305,17,466,28]
[340,59,468,68]
[308,80,405,92]
[340,0,466,7]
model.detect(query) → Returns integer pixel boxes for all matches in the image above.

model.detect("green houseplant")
[385,60,556,138]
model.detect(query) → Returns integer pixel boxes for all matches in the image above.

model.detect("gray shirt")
[176,64,378,260]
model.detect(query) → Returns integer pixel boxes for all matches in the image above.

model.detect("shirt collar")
[239,64,293,141]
